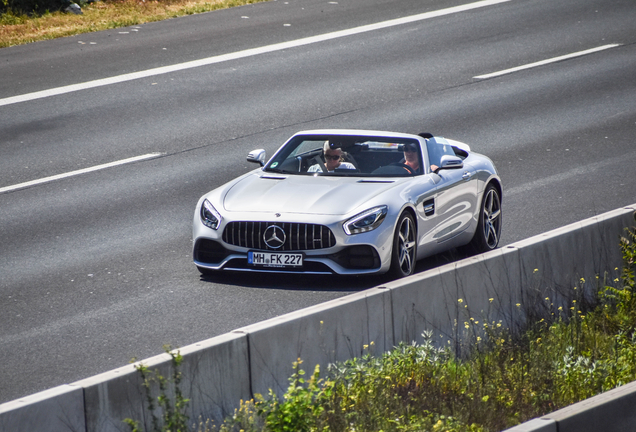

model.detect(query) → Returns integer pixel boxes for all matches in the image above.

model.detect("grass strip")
[1,0,267,48]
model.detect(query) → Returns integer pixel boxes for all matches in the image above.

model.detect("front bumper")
[193,238,383,275]
[192,193,399,275]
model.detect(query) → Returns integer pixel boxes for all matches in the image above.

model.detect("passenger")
[308,141,356,173]
[402,142,440,174]
[403,143,423,174]
[417,133,440,173]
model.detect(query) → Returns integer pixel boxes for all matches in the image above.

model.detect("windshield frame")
[264,134,426,177]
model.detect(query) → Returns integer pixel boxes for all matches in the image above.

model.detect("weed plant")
[129,228,636,432]
[125,347,190,432]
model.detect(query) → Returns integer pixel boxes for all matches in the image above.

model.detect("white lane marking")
[474,44,621,79]
[0,152,163,194]
[0,0,511,107]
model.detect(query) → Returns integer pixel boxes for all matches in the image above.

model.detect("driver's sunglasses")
[404,144,418,152]
[325,154,341,161]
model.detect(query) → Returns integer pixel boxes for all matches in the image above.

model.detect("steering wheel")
[391,163,416,175]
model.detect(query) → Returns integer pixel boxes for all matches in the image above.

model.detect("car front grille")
[222,222,336,251]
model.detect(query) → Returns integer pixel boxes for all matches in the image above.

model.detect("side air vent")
[423,198,435,217]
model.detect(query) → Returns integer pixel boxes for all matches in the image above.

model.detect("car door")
[422,137,479,247]
[428,163,478,245]
[411,138,477,257]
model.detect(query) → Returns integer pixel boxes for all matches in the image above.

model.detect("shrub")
[1,0,64,16]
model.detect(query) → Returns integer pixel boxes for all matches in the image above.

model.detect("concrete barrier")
[0,385,85,432]
[237,286,393,398]
[540,380,636,432]
[504,380,636,432]
[73,331,251,432]
[503,418,556,432]
[386,244,523,353]
[74,352,168,432]
[514,206,631,311]
[387,205,635,352]
[1,204,635,432]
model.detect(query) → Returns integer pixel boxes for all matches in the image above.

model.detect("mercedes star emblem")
[263,225,286,249]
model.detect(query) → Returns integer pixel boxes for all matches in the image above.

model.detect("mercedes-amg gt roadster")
[193,129,502,278]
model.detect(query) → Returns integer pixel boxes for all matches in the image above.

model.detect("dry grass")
[0,0,266,48]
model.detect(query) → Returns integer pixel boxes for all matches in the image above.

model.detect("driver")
[308,141,356,173]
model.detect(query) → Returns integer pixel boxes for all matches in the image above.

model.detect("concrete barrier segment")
[542,380,636,432]
[512,206,635,322]
[73,351,172,432]
[175,332,250,426]
[502,418,557,432]
[585,205,636,279]
[386,245,522,351]
[0,384,85,432]
[384,265,444,345]
[74,332,250,432]
[236,287,392,399]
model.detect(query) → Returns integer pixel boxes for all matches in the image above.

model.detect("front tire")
[468,184,502,253]
[389,212,417,278]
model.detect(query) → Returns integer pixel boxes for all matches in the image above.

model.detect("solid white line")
[0,0,511,107]
[0,153,164,194]
[473,44,621,79]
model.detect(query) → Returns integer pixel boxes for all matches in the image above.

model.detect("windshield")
[264,134,423,177]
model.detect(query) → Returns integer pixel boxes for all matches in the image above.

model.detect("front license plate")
[248,251,303,268]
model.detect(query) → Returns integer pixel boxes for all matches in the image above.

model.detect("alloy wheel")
[482,188,502,249]
[397,215,416,275]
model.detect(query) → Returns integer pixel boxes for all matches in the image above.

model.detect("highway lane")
[1,0,635,404]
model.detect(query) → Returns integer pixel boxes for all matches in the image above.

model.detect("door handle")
[462,172,472,181]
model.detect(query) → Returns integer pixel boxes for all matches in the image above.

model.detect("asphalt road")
[1,0,635,404]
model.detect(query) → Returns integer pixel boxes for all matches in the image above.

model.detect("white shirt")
[308,162,356,173]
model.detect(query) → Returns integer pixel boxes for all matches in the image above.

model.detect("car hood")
[222,172,401,215]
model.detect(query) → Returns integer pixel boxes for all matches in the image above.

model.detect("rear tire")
[389,212,417,278]
[467,184,502,253]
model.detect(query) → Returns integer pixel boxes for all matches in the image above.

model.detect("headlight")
[201,199,222,230]
[343,206,388,235]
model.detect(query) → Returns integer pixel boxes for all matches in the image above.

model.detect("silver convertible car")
[193,129,502,278]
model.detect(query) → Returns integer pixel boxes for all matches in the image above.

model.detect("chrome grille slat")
[312,225,316,249]
[223,222,335,251]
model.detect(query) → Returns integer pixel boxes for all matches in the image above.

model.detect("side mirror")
[438,154,463,170]
[247,149,267,167]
